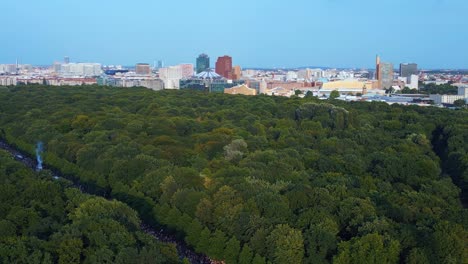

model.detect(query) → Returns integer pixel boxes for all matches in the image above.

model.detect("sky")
[1,0,467,69]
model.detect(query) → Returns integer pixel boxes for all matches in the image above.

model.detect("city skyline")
[1,0,467,69]
[0,54,460,72]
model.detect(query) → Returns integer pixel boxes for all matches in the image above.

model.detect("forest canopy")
[0,85,467,264]
[0,150,180,263]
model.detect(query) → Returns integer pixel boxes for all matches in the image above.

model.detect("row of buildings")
[1,54,467,106]
[375,56,419,90]
[52,62,102,76]
[429,84,468,105]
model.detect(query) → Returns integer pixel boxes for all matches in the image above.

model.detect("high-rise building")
[135,63,151,75]
[196,54,210,74]
[375,55,380,80]
[215,55,233,79]
[64,57,70,64]
[400,63,418,78]
[378,62,394,89]
[232,65,242,80]
[157,60,164,69]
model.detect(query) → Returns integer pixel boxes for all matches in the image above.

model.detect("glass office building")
[379,62,394,89]
[196,54,210,74]
[399,63,418,78]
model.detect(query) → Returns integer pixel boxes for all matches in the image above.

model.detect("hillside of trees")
[0,85,467,263]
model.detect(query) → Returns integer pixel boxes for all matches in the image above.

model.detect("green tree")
[185,219,204,246]
[57,238,83,264]
[238,245,254,264]
[453,99,466,107]
[252,254,266,264]
[431,221,467,264]
[329,90,340,99]
[196,228,212,254]
[267,224,304,264]
[334,233,400,264]
[209,229,228,260]
[224,237,241,264]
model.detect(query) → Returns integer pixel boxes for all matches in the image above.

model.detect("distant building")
[159,66,183,89]
[224,84,257,96]
[321,80,376,93]
[245,80,261,93]
[60,63,102,76]
[286,71,298,81]
[157,60,164,69]
[215,55,233,79]
[375,55,381,80]
[0,76,17,85]
[157,64,193,88]
[428,83,468,105]
[400,63,418,78]
[232,65,242,80]
[456,84,468,97]
[64,56,70,64]
[180,70,244,93]
[97,75,164,90]
[378,62,394,89]
[242,69,258,77]
[260,79,268,94]
[135,63,151,75]
[297,68,323,81]
[20,65,33,72]
[196,54,210,74]
[408,74,419,90]
[179,64,194,78]
[0,64,17,74]
[139,79,164,90]
[430,94,465,105]
[52,63,62,73]
[104,69,129,75]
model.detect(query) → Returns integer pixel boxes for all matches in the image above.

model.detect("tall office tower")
[232,65,242,80]
[135,63,151,75]
[378,62,394,89]
[375,55,380,80]
[196,54,210,74]
[157,60,164,69]
[64,57,70,64]
[399,63,418,78]
[215,55,233,79]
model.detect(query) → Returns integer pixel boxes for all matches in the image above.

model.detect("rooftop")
[195,69,222,79]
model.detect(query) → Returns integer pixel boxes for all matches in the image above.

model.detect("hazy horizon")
[1,0,467,69]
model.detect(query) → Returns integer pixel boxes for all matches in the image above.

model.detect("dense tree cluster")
[0,150,179,263]
[0,85,467,263]
[420,83,459,95]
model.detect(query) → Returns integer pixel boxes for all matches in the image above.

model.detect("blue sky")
[1,0,467,69]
